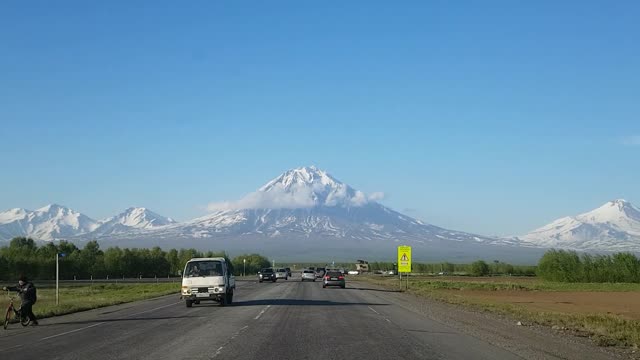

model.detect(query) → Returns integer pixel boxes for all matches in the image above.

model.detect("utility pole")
[56,252,66,305]
[243,258,246,277]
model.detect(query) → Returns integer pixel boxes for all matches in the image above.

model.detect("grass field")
[3,283,180,319]
[359,275,640,348]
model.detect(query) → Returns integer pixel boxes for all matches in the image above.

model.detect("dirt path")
[444,290,640,320]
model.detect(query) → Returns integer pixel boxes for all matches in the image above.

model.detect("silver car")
[275,268,288,280]
[301,269,315,282]
[323,271,345,288]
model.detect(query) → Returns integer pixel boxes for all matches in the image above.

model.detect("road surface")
[0,275,622,360]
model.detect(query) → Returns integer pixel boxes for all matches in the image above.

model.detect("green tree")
[537,249,582,282]
[165,249,180,276]
[232,254,270,276]
[470,260,490,276]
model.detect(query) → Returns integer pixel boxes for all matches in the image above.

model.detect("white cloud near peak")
[206,184,385,212]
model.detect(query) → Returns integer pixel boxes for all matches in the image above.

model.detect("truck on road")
[181,257,235,307]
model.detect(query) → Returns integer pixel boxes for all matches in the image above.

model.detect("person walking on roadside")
[3,274,39,325]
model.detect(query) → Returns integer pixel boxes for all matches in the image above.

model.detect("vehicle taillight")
[324,276,330,280]
[338,276,344,280]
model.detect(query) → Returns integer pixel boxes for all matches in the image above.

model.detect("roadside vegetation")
[537,249,640,283]
[362,260,536,276]
[0,237,270,280]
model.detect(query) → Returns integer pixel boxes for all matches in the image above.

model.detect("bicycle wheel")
[4,308,12,330]
[19,312,31,327]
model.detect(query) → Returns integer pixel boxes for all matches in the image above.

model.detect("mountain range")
[518,199,640,251]
[0,205,175,241]
[1,166,638,260]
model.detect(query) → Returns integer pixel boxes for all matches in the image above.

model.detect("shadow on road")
[231,299,389,307]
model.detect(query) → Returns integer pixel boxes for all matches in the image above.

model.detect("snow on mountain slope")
[0,205,176,241]
[92,207,176,236]
[135,166,502,246]
[519,199,640,251]
[0,204,98,241]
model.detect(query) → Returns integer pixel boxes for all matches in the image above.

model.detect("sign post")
[243,258,246,277]
[56,252,66,305]
[397,245,412,291]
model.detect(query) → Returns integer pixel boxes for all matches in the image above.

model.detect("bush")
[470,260,490,276]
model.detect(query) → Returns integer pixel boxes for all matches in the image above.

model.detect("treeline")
[537,249,640,283]
[0,237,270,280]
[367,260,536,276]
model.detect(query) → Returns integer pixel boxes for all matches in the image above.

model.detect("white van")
[181,257,236,307]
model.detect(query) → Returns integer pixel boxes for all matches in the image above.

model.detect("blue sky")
[1,1,638,236]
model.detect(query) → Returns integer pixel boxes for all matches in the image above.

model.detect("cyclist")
[3,274,38,326]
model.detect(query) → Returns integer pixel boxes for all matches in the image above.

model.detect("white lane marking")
[127,301,182,317]
[38,300,181,342]
[3,344,23,351]
[368,306,380,315]
[214,346,224,357]
[385,318,392,323]
[212,325,250,358]
[229,325,249,340]
[40,322,105,341]
[254,305,271,320]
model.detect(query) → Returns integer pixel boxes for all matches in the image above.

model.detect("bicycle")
[4,290,31,329]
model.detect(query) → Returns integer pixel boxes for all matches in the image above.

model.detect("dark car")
[258,268,277,283]
[285,267,292,277]
[315,267,326,279]
[323,271,345,288]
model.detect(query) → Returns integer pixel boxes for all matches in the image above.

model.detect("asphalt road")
[0,275,620,360]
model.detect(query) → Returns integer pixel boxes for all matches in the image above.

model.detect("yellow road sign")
[397,245,411,273]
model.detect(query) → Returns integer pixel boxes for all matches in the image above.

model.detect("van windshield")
[185,261,223,277]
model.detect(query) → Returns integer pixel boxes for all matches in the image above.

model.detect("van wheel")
[186,300,193,308]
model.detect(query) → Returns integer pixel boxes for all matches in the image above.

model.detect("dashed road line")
[40,322,105,341]
[127,301,182,317]
[368,306,380,315]
[254,305,271,320]
[212,325,251,358]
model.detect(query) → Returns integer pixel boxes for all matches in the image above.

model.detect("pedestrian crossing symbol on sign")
[397,245,412,273]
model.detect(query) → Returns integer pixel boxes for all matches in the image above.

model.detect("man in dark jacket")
[3,275,38,325]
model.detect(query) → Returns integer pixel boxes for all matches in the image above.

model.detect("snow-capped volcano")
[258,166,366,207]
[0,167,543,261]
[152,166,501,246]
[519,199,640,251]
[207,166,380,211]
[92,207,176,236]
[0,204,98,241]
